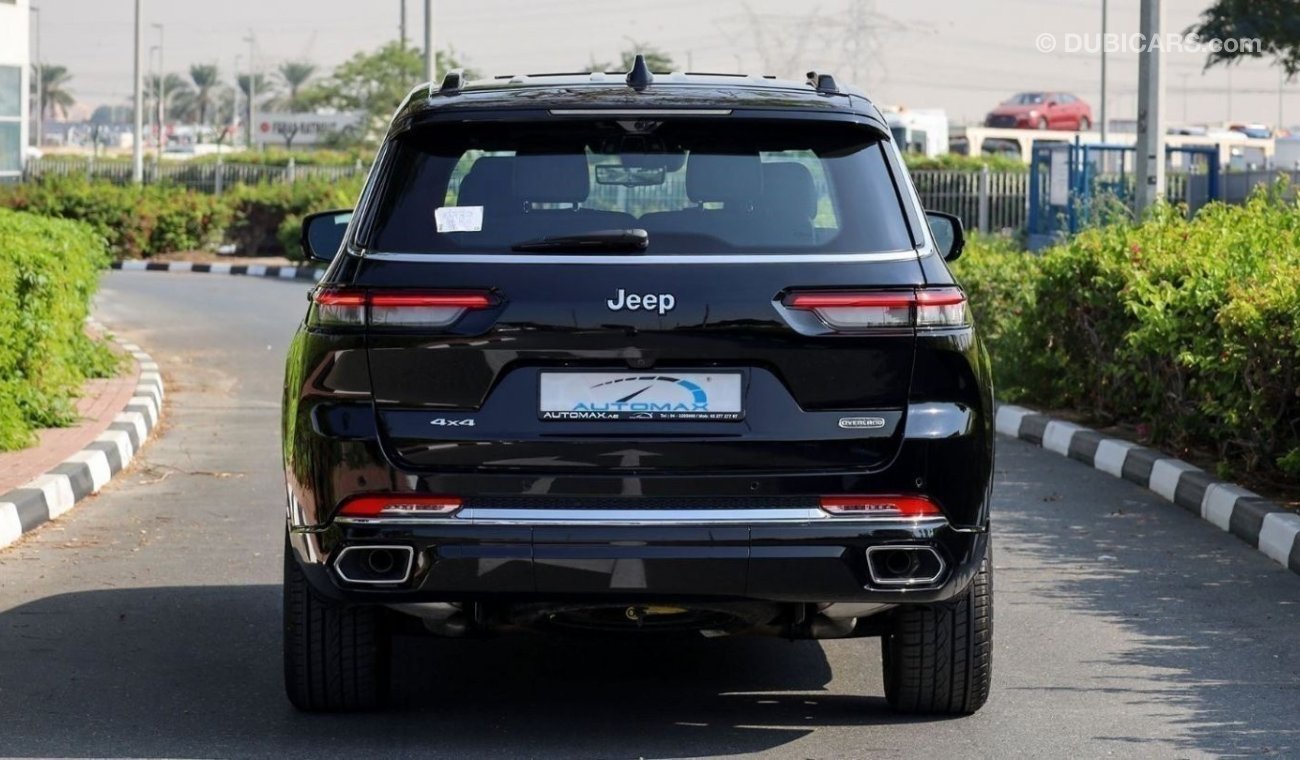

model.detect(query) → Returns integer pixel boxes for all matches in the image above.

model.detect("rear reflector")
[819,494,943,518]
[786,288,967,330]
[309,289,495,328]
[337,494,463,519]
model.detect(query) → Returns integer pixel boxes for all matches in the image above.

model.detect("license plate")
[539,371,744,421]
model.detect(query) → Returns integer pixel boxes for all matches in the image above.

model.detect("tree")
[32,64,75,119]
[277,60,317,110]
[586,42,676,73]
[189,64,221,125]
[298,42,472,140]
[1188,0,1300,77]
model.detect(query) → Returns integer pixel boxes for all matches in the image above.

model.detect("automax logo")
[572,376,710,414]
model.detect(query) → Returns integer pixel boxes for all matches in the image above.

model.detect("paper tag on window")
[435,206,484,232]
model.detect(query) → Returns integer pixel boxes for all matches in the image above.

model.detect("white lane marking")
[1149,459,1202,502]
[1042,421,1084,456]
[1259,512,1300,566]
[1093,439,1138,478]
[1201,483,1256,531]
[995,406,1032,437]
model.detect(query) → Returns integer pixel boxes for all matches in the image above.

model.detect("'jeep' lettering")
[607,289,676,316]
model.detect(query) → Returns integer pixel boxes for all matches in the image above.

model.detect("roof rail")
[626,54,654,91]
[439,69,464,95]
[806,71,840,94]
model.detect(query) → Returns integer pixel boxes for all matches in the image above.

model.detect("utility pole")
[423,0,435,82]
[153,23,164,161]
[244,32,256,150]
[1099,0,1108,141]
[30,5,41,148]
[132,0,144,184]
[400,0,408,48]
[1133,0,1165,215]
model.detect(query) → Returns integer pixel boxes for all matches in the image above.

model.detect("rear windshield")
[365,118,914,255]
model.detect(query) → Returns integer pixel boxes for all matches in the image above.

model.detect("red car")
[985,92,1092,130]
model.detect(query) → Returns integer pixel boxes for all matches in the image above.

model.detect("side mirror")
[301,209,354,263]
[925,211,966,262]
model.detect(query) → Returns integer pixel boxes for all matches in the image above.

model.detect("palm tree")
[277,61,316,111]
[33,64,75,120]
[189,64,221,125]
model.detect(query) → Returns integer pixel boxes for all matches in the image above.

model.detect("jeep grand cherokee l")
[282,59,995,715]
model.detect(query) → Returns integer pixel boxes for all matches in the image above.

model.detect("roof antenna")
[439,69,464,95]
[806,70,840,94]
[626,54,654,91]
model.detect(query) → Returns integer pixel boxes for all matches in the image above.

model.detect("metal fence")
[23,157,369,194]
[910,167,1029,233]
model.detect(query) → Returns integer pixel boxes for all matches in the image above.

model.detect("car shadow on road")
[993,440,1300,757]
[0,584,942,759]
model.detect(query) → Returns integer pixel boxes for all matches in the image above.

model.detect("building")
[0,0,31,180]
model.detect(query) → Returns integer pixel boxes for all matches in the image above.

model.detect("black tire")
[881,543,992,715]
[283,537,391,711]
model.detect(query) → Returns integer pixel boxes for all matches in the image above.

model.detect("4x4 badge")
[839,417,886,430]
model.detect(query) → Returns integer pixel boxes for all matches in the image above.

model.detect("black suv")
[283,59,994,715]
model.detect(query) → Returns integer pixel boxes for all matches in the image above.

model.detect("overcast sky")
[31,0,1296,127]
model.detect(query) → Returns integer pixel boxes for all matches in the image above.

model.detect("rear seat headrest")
[686,152,763,206]
[513,151,591,204]
[456,156,515,207]
[761,162,818,220]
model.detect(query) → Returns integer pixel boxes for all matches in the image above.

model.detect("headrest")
[686,152,763,206]
[513,151,591,204]
[456,156,515,207]
[761,162,818,220]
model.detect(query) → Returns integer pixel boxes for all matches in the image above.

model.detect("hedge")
[0,209,119,450]
[953,184,1300,485]
[0,176,364,260]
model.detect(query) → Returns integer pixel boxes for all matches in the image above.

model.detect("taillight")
[309,288,495,328]
[819,494,944,518]
[785,288,967,331]
[337,494,463,519]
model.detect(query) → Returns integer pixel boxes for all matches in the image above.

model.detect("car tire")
[1078,116,1091,131]
[283,536,392,711]
[1037,117,1049,130]
[881,543,992,715]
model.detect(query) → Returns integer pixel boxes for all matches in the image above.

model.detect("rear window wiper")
[510,229,649,253]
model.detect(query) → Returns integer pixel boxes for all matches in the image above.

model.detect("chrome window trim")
[359,249,926,265]
[548,109,734,117]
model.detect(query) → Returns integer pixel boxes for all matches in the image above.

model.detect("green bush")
[0,176,230,258]
[187,148,369,167]
[223,177,364,258]
[903,153,1027,172]
[954,185,1300,483]
[0,209,118,450]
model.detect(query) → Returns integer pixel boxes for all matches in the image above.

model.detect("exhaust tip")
[335,545,415,585]
[865,545,946,587]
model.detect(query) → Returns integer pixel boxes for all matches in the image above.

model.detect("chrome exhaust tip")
[334,545,415,585]
[865,545,946,587]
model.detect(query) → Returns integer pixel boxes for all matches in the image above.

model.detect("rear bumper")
[289,516,988,606]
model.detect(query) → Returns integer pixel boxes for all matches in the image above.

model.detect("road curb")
[0,320,165,550]
[997,404,1300,576]
[111,260,325,280]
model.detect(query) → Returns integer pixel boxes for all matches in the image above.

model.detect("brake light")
[819,494,943,518]
[337,494,463,519]
[785,288,967,330]
[309,289,495,328]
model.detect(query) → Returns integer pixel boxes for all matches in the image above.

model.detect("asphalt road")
[1,271,1298,759]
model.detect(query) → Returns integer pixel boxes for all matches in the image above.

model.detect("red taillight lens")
[785,288,967,330]
[337,494,462,519]
[310,289,494,328]
[819,494,944,518]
